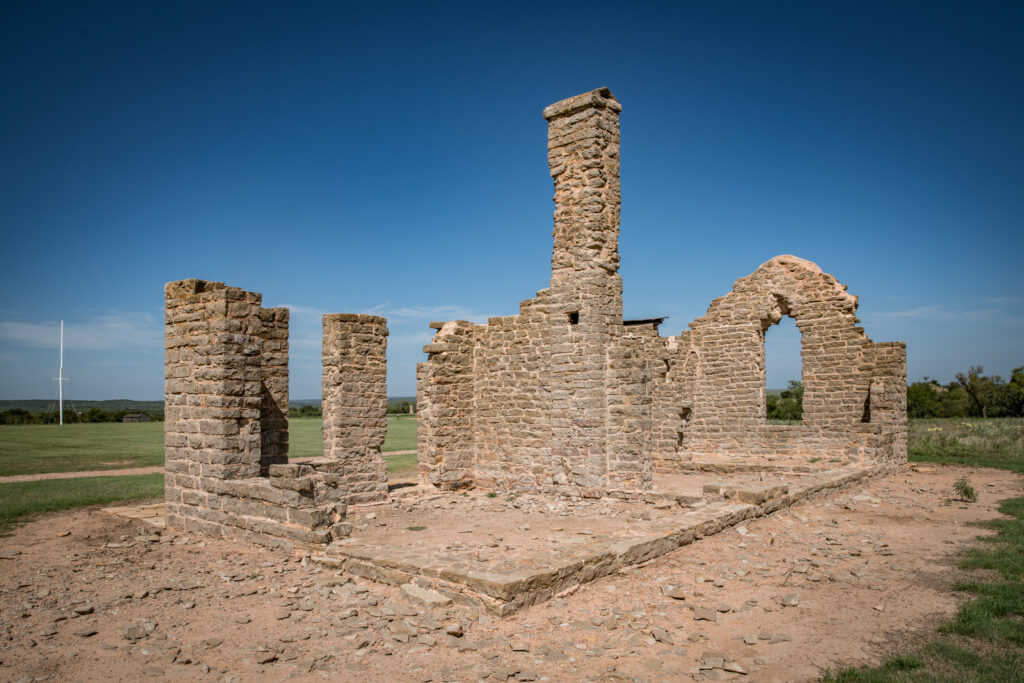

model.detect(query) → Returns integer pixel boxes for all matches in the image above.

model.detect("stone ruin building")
[416,87,907,497]
[162,89,906,609]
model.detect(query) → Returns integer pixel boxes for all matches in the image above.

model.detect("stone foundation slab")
[313,462,892,616]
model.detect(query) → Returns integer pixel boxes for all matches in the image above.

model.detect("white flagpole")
[59,321,64,426]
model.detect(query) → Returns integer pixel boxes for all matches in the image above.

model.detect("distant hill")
[0,399,164,413]
[291,397,416,408]
[2,397,416,413]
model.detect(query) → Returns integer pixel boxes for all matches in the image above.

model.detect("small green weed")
[954,476,978,503]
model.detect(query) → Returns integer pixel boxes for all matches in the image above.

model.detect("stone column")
[164,279,264,486]
[322,314,389,504]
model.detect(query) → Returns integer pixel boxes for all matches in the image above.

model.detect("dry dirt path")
[0,451,419,483]
[0,466,164,483]
[0,465,1020,682]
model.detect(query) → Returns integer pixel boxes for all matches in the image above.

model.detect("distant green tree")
[907,380,942,418]
[0,408,36,425]
[998,366,1024,417]
[768,380,803,420]
[387,400,411,414]
[907,365,1024,418]
[955,366,1002,418]
[290,405,322,417]
[83,408,114,422]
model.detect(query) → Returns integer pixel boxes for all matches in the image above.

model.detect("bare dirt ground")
[1,465,1020,683]
[0,467,164,483]
[0,451,419,483]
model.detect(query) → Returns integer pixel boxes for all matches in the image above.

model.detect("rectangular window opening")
[677,407,692,449]
[568,311,579,325]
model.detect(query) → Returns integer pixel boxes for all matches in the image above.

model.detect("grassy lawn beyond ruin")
[0,416,419,532]
[0,422,165,476]
[0,415,418,477]
[0,474,165,534]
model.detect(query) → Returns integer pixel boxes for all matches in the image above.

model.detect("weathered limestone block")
[322,314,389,504]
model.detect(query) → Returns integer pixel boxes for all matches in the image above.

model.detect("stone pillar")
[322,314,389,504]
[864,341,908,462]
[164,279,264,486]
[259,307,289,474]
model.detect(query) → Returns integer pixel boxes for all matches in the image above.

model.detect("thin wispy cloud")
[373,304,491,324]
[272,304,328,319]
[870,306,999,322]
[389,331,437,347]
[0,312,162,351]
[361,301,391,315]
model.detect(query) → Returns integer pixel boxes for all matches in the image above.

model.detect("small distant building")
[123,413,151,423]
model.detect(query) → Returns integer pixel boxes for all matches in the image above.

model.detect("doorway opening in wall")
[764,315,803,423]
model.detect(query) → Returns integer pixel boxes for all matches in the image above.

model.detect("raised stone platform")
[315,463,892,616]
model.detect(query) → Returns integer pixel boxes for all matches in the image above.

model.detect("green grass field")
[0,422,165,476]
[0,415,419,532]
[910,418,1024,473]
[0,415,418,477]
[0,473,164,533]
[287,415,417,457]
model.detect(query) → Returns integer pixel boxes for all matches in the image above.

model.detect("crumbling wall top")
[542,87,621,120]
[164,279,261,305]
[733,255,859,311]
[323,313,389,329]
[165,279,227,298]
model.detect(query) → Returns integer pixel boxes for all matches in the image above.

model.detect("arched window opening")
[765,315,803,423]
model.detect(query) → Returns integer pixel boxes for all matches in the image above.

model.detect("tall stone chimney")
[544,87,622,288]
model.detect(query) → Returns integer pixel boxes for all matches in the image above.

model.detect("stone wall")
[164,279,383,551]
[651,255,907,468]
[417,88,907,497]
[321,314,389,504]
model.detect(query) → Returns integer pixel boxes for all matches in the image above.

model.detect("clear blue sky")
[1,1,1021,400]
